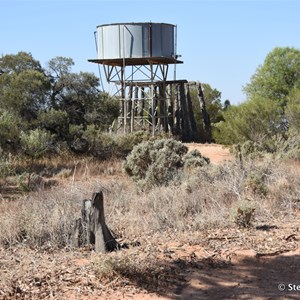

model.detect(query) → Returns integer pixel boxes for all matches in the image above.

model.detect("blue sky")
[1,0,300,104]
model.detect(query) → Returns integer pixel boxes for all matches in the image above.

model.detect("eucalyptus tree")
[244,47,300,106]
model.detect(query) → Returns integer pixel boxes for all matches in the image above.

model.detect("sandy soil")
[1,219,299,300]
[1,144,299,300]
[185,143,233,164]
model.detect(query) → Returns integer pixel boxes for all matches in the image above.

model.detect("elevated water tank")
[96,22,176,61]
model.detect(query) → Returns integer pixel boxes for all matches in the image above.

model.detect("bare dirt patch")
[185,143,233,164]
[1,147,300,300]
[1,214,299,300]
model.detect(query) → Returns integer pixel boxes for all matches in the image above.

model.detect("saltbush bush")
[183,149,210,171]
[232,133,300,161]
[123,139,209,190]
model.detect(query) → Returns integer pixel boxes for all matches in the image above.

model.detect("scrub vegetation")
[0,47,300,299]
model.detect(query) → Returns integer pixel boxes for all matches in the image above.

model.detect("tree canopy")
[0,52,119,154]
[215,46,300,153]
[243,47,300,105]
[214,97,283,145]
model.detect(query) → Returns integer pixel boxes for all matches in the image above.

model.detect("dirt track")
[3,220,298,300]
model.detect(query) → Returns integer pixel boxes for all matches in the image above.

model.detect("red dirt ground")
[1,145,299,300]
[186,143,233,164]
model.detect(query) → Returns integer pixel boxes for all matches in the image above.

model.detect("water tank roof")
[97,22,175,27]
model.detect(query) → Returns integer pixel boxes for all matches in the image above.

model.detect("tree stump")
[72,190,120,253]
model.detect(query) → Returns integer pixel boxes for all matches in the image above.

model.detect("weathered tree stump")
[72,190,120,253]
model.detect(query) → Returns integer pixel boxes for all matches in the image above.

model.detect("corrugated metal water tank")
[96,23,175,60]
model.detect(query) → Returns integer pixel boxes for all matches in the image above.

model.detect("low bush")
[183,149,210,172]
[0,154,299,248]
[123,139,208,190]
[74,127,154,159]
[0,148,14,179]
[231,199,256,227]
[20,129,54,159]
[244,170,268,196]
[231,132,300,161]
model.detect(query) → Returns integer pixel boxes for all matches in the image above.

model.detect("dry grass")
[0,154,299,299]
[0,155,299,249]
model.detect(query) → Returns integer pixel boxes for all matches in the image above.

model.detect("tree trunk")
[72,190,120,253]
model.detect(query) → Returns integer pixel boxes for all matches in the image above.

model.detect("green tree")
[37,109,70,138]
[244,47,300,105]
[214,97,283,145]
[202,83,224,124]
[191,83,224,124]
[0,52,51,151]
[84,92,120,130]
[46,56,119,129]
[0,52,119,154]
[0,70,50,121]
[224,99,231,111]
[286,88,300,131]
[0,110,21,150]
[0,52,50,126]
[215,47,300,146]
[0,51,43,75]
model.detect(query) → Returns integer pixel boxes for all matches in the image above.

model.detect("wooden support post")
[166,84,173,133]
[130,86,138,132]
[127,85,133,133]
[179,82,191,141]
[186,83,198,132]
[149,85,157,135]
[159,83,167,132]
[120,68,125,132]
[174,84,181,133]
[140,87,145,128]
[154,86,159,129]
[134,86,139,117]
[197,82,212,142]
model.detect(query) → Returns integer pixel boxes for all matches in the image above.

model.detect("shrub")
[20,129,54,159]
[80,128,153,159]
[231,199,256,228]
[286,88,300,131]
[214,97,283,145]
[244,170,268,196]
[114,131,152,158]
[0,147,14,179]
[123,139,209,190]
[183,149,210,172]
[0,110,20,150]
[231,133,300,161]
[82,125,116,159]
[268,132,300,160]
